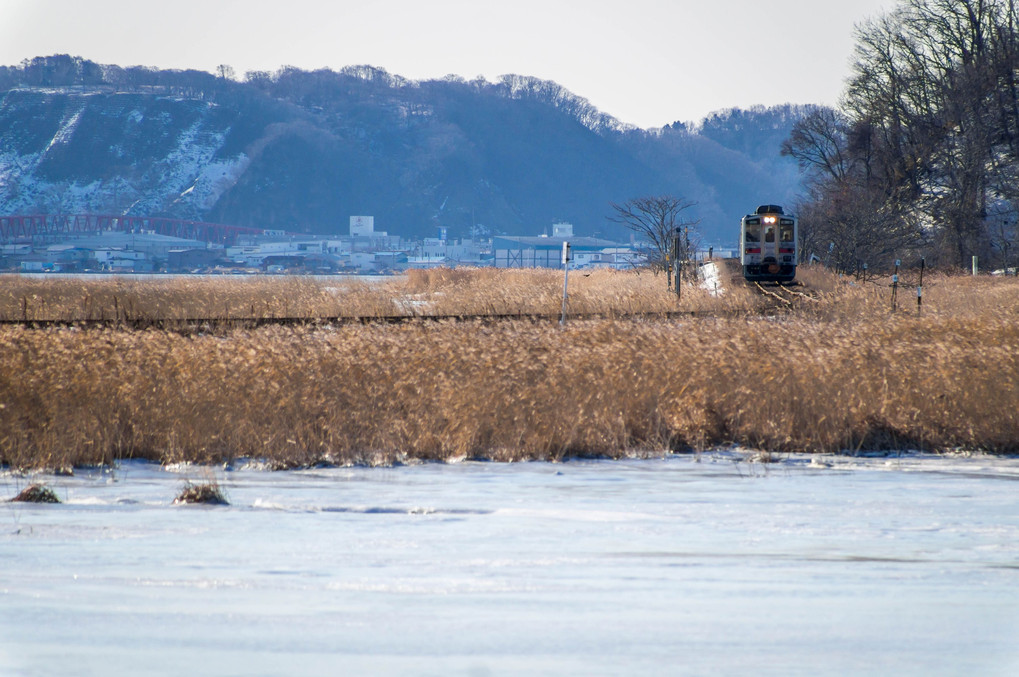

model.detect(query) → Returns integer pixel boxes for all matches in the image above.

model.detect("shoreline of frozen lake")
[3,451,1018,676]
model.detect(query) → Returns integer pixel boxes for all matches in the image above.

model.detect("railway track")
[0,310,713,332]
[1,261,822,331]
[753,281,820,305]
[721,257,820,309]
[752,282,793,305]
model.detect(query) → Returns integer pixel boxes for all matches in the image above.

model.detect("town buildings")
[0,216,652,274]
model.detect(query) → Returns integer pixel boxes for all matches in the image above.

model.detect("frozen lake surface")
[3,451,1018,676]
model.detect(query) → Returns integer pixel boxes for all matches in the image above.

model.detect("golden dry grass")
[0,275,354,321]
[0,266,732,322]
[1,265,1017,469]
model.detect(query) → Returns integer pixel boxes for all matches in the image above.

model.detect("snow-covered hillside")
[0,89,247,219]
[0,58,807,240]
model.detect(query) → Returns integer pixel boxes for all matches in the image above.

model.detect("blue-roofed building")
[492,235,639,269]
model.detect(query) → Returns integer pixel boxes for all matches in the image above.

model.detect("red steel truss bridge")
[0,214,269,245]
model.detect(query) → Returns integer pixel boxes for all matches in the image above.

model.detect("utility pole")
[673,227,682,301]
[891,259,900,312]
[917,257,925,316]
[560,241,571,326]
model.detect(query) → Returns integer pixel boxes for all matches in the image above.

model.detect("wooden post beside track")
[917,257,925,316]
[560,241,571,326]
[891,259,900,312]
[673,228,682,301]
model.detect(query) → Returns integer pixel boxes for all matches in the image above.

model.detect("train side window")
[765,226,775,243]
[745,224,759,242]
[780,225,794,242]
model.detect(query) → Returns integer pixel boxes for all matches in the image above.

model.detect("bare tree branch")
[608,196,699,283]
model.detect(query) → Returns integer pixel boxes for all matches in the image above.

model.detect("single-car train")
[740,204,797,283]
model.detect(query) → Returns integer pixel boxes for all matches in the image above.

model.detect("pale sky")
[0,0,891,128]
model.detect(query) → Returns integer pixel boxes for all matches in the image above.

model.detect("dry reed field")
[1,265,1017,469]
[0,267,730,322]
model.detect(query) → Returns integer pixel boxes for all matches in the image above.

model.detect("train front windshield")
[780,223,794,243]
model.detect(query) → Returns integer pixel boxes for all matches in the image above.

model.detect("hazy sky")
[1,0,891,128]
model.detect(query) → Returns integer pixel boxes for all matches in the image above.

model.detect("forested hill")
[0,55,807,243]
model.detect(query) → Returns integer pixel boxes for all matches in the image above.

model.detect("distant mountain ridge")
[0,55,809,244]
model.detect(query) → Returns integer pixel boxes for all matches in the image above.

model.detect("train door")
[762,221,778,266]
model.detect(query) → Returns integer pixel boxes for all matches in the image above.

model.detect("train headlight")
[763,216,777,224]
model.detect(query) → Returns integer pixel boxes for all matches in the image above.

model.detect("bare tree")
[987,207,1018,272]
[609,196,699,284]
[795,181,923,273]
[781,107,855,182]
[786,0,1019,270]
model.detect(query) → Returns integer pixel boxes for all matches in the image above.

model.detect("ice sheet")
[2,452,1018,676]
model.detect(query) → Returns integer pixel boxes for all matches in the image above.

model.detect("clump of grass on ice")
[9,483,60,503]
[173,480,228,505]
